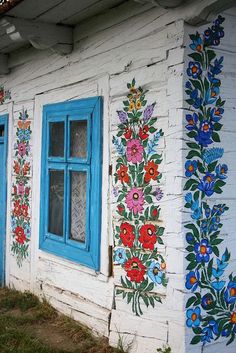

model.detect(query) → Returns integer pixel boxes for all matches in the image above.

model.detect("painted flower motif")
[129,101,135,111]
[190,37,203,52]
[155,187,163,201]
[194,239,212,263]
[205,86,220,104]
[139,224,157,250]
[186,307,201,328]
[230,312,236,326]
[21,204,29,218]
[185,160,198,177]
[22,162,30,176]
[216,164,228,179]
[143,104,155,122]
[198,173,215,196]
[191,199,202,220]
[202,147,224,164]
[25,187,30,196]
[13,161,20,174]
[201,321,218,344]
[136,101,142,110]
[11,216,17,232]
[195,121,213,147]
[14,226,26,244]
[117,204,125,214]
[117,165,130,184]
[148,261,163,285]
[185,271,200,291]
[126,139,144,164]
[210,107,224,122]
[120,222,135,248]
[13,200,21,216]
[18,181,24,196]
[124,127,132,139]
[18,128,31,142]
[201,293,215,310]
[187,61,202,78]
[117,110,127,123]
[224,281,236,304]
[189,89,203,109]
[24,224,31,237]
[185,113,198,131]
[144,161,159,183]
[139,125,149,140]
[125,188,144,214]
[124,257,146,283]
[114,248,127,265]
[18,142,27,156]
[152,207,159,218]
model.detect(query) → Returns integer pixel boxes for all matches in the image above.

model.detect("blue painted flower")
[217,204,227,216]
[211,281,226,291]
[210,57,223,76]
[190,37,203,52]
[201,293,215,310]
[201,320,218,344]
[189,89,203,109]
[194,239,212,263]
[191,199,202,220]
[114,248,127,265]
[24,223,31,237]
[201,219,208,232]
[203,147,224,164]
[224,281,236,304]
[195,121,213,147]
[11,216,17,231]
[186,307,201,328]
[205,86,220,104]
[198,173,215,197]
[185,160,198,177]
[148,261,163,285]
[210,107,224,122]
[187,61,202,79]
[185,192,192,204]
[205,207,211,218]
[18,128,31,142]
[204,28,213,40]
[212,267,224,278]
[186,232,194,244]
[216,164,228,179]
[185,113,198,131]
[185,270,200,291]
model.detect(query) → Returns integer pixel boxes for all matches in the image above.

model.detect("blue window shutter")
[40,97,103,270]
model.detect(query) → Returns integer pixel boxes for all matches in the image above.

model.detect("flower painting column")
[112,79,167,315]
[11,109,32,266]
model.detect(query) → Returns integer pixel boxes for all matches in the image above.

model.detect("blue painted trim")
[0,115,8,285]
[40,97,103,271]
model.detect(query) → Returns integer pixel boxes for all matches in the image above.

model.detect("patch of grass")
[0,288,127,353]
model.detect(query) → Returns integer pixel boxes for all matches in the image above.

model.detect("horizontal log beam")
[0,54,9,75]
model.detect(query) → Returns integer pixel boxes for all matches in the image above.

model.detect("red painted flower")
[139,125,149,140]
[13,185,17,194]
[124,127,132,139]
[152,207,159,218]
[15,226,26,244]
[144,161,159,183]
[13,161,20,174]
[25,187,30,196]
[23,162,30,176]
[139,224,157,250]
[124,257,146,283]
[21,204,29,218]
[117,165,130,184]
[120,222,135,248]
[13,200,21,216]
[117,204,124,214]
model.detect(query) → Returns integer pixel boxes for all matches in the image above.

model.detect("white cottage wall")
[1,1,223,353]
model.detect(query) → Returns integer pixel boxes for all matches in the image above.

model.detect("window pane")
[48,170,64,236]
[70,171,86,243]
[49,122,64,157]
[70,120,87,159]
[0,125,4,137]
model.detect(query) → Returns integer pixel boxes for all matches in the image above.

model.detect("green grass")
[0,288,127,353]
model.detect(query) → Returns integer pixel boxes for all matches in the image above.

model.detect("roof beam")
[133,0,186,8]
[0,16,73,55]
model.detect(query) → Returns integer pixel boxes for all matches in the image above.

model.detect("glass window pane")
[0,125,4,137]
[49,121,64,157]
[48,170,64,236]
[70,120,87,159]
[70,171,87,243]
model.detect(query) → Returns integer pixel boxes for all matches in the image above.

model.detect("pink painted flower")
[18,142,26,156]
[126,139,144,164]
[18,181,24,196]
[126,188,144,214]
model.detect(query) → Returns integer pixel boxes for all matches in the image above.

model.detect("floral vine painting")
[113,79,167,316]
[11,109,32,266]
[185,16,236,346]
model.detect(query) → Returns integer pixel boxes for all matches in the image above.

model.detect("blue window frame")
[40,97,103,270]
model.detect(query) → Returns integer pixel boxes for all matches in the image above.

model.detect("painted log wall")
[3,2,236,353]
[184,8,236,353]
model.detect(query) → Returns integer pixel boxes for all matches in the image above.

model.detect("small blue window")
[40,97,103,270]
